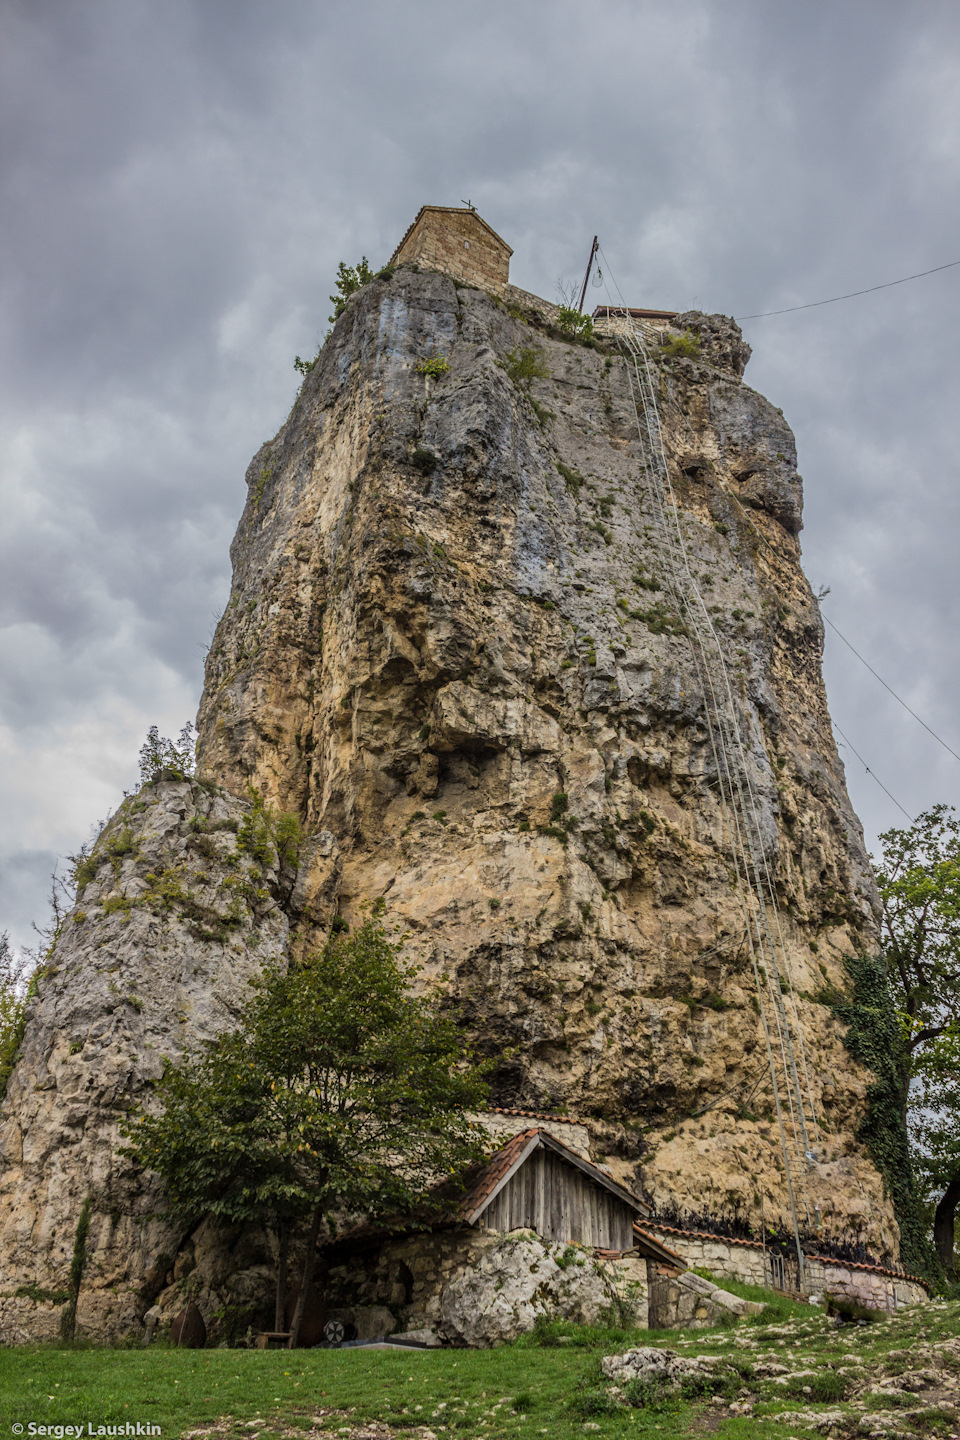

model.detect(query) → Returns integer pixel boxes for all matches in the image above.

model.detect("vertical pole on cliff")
[578,236,599,313]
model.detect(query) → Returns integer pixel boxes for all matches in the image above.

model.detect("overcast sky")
[2,0,958,950]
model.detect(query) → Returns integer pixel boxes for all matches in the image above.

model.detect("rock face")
[438,1231,632,1348]
[0,781,288,1343]
[601,1344,727,1389]
[197,267,887,1233]
[0,264,899,1341]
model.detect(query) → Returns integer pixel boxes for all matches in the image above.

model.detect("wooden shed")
[460,1127,649,1251]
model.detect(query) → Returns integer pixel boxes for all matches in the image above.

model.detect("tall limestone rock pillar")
[0,266,899,1342]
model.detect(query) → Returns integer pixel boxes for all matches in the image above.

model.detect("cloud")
[1,0,959,944]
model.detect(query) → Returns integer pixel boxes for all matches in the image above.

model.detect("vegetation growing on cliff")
[139,723,196,785]
[328,257,375,321]
[555,305,595,340]
[327,257,395,324]
[503,345,548,392]
[0,932,29,1102]
[830,952,938,1279]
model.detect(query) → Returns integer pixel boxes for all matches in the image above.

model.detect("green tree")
[874,806,960,1277]
[911,1032,960,1279]
[0,932,29,1101]
[138,723,196,786]
[555,305,595,341]
[875,805,960,1072]
[328,258,375,323]
[122,921,489,1347]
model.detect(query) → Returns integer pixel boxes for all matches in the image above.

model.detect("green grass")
[0,1333,793,1440]
[1,1294,958,1440]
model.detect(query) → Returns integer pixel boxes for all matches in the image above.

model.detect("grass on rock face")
[0,1288,957,1440]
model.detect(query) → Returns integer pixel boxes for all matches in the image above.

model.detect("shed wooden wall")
[481,1148,635,1250]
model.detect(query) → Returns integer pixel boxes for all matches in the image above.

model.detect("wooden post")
[577,237,599,313]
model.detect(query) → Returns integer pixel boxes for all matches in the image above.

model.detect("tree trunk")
[274,1219,290,1333]
[287,1205,323,1349]
[933,1175,960,1280]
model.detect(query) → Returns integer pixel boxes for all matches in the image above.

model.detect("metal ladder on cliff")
[612,315,821,1283]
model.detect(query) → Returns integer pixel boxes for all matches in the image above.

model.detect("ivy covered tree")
[122,921,489,1347]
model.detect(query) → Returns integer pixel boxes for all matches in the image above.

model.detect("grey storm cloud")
[1,0,959,947]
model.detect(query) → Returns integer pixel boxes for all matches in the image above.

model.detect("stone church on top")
[390,204,513,296]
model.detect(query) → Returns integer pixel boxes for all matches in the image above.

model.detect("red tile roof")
[633,1224,684,1265]
[459,1128,540,1221]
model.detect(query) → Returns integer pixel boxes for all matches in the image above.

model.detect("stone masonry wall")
[472,1111,592,1158]
[394,210,510,295]
[643,1226,928,1311]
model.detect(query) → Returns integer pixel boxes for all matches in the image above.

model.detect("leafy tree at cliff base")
[911,1032,960,1280]
[122,920,490,1347]
[870,805,960,1278]
[877,805,960,1062]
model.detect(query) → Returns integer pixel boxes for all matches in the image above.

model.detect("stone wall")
[591,313,675,340]
[472,1110,592,1158]
[502,284,561,325]
[648,1266,763,1329]
[393,209,510,295]
[643,1226,929,1312]
[803,1258,928,1312]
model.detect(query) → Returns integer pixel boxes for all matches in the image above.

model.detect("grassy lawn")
[0,1339,783,1440]
[0,1284,955,1440]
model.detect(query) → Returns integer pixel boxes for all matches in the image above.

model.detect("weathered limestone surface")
[0,265,900,1342]
[0,781,289,1343]
[601,1344,727,1389]
[437,1231,637,1347]
[196,267,889,1244]
[324,1226,648,1347]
